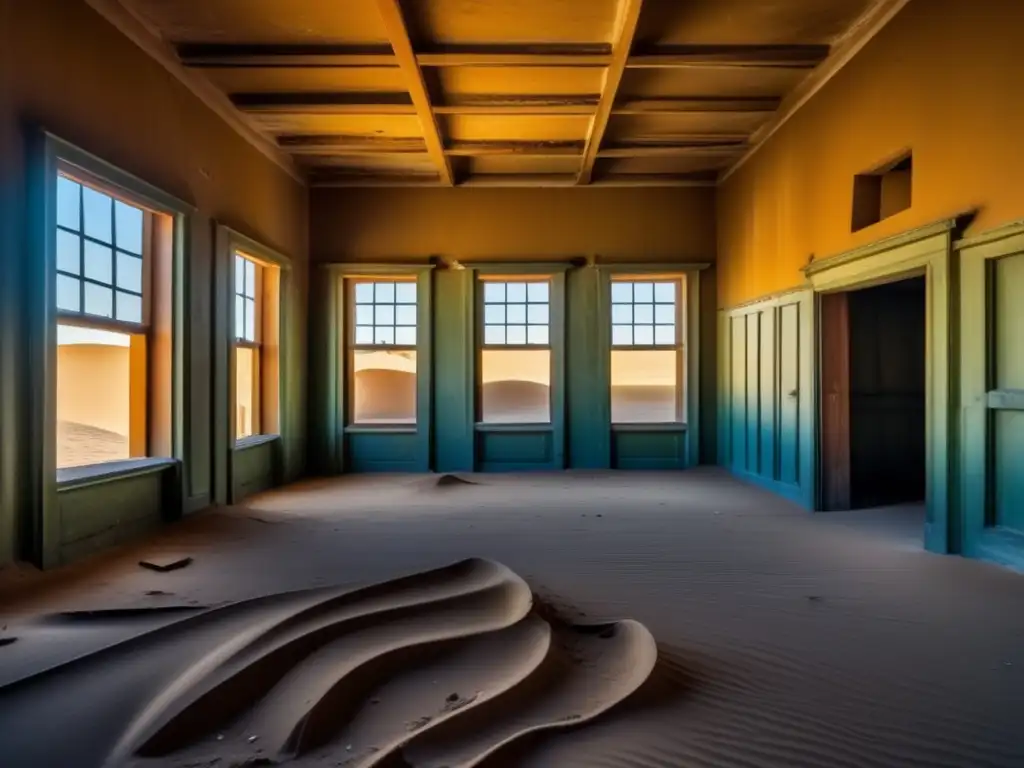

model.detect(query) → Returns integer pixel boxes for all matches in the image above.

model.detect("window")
[610,278,685,424]
[55,172,152,469]
[349,279,418,425]
[479,279,551,424]
[234,253,262,439]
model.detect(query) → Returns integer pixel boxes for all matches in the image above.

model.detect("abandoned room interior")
[1,1,1023,766]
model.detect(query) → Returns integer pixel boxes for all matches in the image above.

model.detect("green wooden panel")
[729,316,747,471]
[995,254,1024,390]
[433,270,475,472]
[778,302,800,486]
[566,267,610,469]
[745,313,760,473]
[613,430,686,470]
[993,411,1024,533]
[232,440,278,502]
[347,432,421,472]
[477,430,553,471]
[758,308,776,479]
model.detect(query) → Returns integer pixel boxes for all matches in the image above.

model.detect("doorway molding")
[802,218,961,554]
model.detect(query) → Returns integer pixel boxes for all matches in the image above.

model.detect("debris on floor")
[139,555,193,573]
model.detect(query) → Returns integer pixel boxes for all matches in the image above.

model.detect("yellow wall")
[0,0,309,559]
[311,187,716,262]
[717,0,1024,307]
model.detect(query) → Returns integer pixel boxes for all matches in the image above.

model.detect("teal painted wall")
[718,290,815,507]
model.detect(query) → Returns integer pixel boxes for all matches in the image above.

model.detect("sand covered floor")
[1,468,1023,767]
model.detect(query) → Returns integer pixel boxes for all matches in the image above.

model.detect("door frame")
[956,220,1024,568]
[803,218,960,553]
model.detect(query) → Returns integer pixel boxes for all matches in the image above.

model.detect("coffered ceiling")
[106,0,908,187]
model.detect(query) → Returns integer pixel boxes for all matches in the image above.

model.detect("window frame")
[608,275,687,425]
[31,131,193,569]
[233,252,264,440]
[475,274,555,425]
[346,276,420,427]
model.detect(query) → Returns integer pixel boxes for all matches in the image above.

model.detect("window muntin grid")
[481,280,550,347]
[610,280,678,347]
[55,174,145,325]
[352,280,417,347]
[235,253,260,343]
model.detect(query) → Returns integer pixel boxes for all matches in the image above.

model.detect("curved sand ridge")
[0,558,657,767]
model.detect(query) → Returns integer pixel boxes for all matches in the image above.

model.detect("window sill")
[57,457,177,492]
[611,422,688,433]
[344,425,418,435]
[475,423,553,433]
[234,434,281,451]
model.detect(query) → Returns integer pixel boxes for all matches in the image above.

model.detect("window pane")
[611,304,632,324]
[527,325,549,345]
[611,282,632,302]
[374,326,395,344]
[245,298,256,342]
[634,282,654,302]
[375,304,395,325]
[506,304,526,324]
[57,324,133,468]
[484,325,506,344]
[235,346,258,439]
[352,350,416,424]
[354,282,374,303]
[483,282,505,303]
[654,303,674,324]
[83,241,113,284]
[82,187,113,243]
[235,255,246,295]
[375,282,395,303]
[116,291,143,324]
[480,349,550,423]
[117,252,143,293]
[527,282,549,302]
[84,283,113,318]
[634,325,654,345]
[506,282,527,302]
[355,305,374,325]
[507,325,527,344]
[114,201,144,255]
[611,325,633,345]
[655,324,675,345]
[484,304,506,324]
[395,304,417,326]
[245,259,256,299]
[56,275,81,312]
[235,296,245,339]
[527,304,549,325]
[395,282,417,303]
[355,326,373,344]
[654,282,675,303]
[395,326,416,345]
[57,230,80,275]
[634,304,654,324]
[611,350,678,424]
[57,176,81,230]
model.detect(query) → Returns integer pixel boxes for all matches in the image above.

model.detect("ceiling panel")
[634,0,878,47]
[442,115,591,142]
[400,0,619,45]
[598,156,733,175]
[247,114,427,139]
[204,68,407,95]
[468,156,583,175]
[619,68,808,100]
[606,112,772,142]
[127,0,391,44]
[299,154,439,174]
[433,67,604,98]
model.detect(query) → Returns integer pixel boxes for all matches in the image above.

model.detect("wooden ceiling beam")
[310,173,717,189]
[598,144,743,158]
[278,136,427,154]
[434,96,598,115]
[178,45,397,68]
[232,93,417,115]
[627,45,829,69]
[418,48,612,67]
[445,141,583,157]
[374,0,454,185]
[577,0,646,185]
[614,98,780,114]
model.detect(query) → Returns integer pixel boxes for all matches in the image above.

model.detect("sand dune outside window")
[610,278,685,424]
[350,279,418,424]
[479,279,552,424]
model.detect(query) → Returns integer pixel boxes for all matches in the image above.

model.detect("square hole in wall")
[851,152,912,232]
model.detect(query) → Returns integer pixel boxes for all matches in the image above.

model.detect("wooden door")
[819,292,851,511]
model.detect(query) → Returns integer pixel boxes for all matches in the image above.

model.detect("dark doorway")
[820,276,926,510]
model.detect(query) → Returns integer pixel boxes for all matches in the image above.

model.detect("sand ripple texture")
[0,558,657,768]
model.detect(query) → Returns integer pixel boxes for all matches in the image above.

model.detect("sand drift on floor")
[0,558,658,767]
